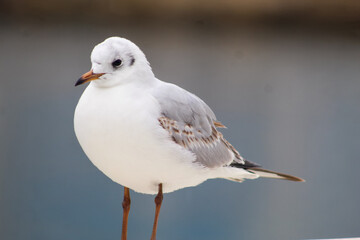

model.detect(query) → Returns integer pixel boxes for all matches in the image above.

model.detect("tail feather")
[249,168,305,182]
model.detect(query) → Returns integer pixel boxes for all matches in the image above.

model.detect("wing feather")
[152,82,245,168]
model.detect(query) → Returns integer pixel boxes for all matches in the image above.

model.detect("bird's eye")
[112,59,122,68]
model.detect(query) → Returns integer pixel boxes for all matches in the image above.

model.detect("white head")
[75,37,154,88]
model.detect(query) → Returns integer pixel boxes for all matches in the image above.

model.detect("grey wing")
[152,81,246,168]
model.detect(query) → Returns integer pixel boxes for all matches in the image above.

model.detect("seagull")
[74,37,304,240]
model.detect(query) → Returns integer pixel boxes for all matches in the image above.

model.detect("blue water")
[1,22,360,240]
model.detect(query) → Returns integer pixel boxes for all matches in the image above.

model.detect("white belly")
[74,84,210,194]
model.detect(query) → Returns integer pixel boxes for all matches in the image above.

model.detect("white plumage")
[74,37,303,195]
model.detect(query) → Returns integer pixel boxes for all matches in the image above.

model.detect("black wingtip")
[230,159,261,169]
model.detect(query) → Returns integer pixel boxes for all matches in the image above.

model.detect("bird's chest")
[74,85,206,194]
[74,85,163,164]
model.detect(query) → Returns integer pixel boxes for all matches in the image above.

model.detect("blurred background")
[1,1,360,240]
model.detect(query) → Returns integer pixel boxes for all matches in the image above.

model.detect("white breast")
[74,83,211,194]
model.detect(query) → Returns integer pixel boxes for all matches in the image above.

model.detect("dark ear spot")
[130,57,135,66]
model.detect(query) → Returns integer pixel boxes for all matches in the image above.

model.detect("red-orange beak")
[75,70,105,86]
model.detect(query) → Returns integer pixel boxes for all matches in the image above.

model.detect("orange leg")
[150,184,163,240]
[121,187,131,240]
